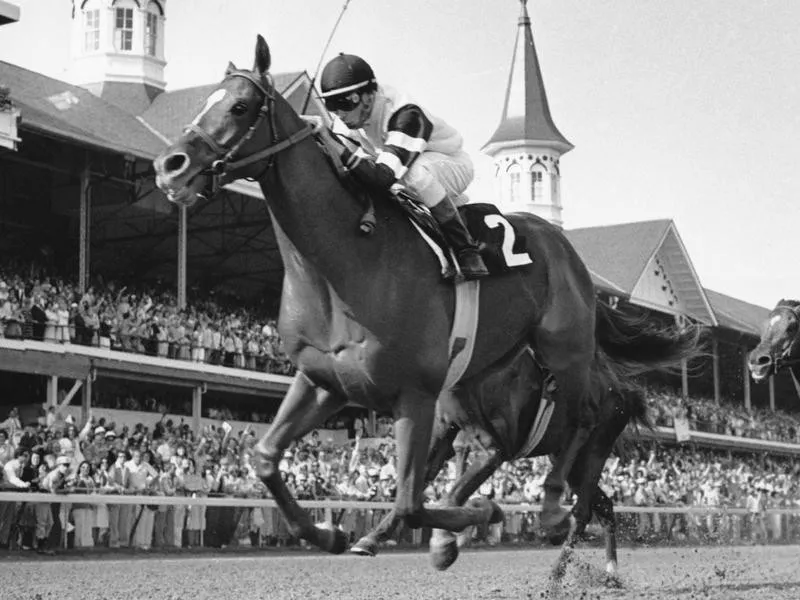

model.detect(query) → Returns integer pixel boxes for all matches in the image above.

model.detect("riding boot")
[429,197,489,280]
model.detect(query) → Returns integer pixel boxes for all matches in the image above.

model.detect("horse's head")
[748,299,800,382]
[153,35,281,206]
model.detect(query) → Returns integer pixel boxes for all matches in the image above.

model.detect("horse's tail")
[594,301,702,380]
[592,300,702,438]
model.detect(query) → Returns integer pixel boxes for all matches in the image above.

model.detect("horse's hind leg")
[540,364,595,538]
[393,392,495,534]
[552,401,625,582]
[254,372,348,553]
[351,422,461,557]
[429,443,505,571]
[592,487,620,579]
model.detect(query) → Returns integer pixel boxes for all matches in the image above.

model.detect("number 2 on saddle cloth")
[397,196,534,276]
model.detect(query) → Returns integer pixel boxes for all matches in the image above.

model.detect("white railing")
[1,492,795,516]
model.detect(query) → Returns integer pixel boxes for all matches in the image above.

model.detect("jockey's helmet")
[320,53,377,113]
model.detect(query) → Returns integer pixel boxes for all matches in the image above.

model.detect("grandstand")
[0,0,797,517]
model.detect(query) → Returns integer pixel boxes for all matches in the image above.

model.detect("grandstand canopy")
[0,62,327,304]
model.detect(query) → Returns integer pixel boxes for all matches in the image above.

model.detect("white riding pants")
[403,150,474,208]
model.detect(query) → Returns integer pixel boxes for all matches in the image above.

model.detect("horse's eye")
[231,102,249,116]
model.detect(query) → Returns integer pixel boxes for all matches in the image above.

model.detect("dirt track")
[3,545,800,600]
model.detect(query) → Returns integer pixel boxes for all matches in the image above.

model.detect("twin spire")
[483,0,572,153]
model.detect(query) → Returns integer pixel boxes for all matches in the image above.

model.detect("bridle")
[767,304,800,374]
[184,71,313,179]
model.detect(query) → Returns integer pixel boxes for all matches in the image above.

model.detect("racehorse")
[350,303,683,577]
[748,299,800,383]
[153,35,700,560]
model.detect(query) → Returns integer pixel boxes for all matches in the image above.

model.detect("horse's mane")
[776,299,800,310]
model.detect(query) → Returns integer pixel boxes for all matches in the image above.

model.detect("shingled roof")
[704,289,770,337]
[0,60,165,159]
[565,220,671,292]
[565,219,718,325]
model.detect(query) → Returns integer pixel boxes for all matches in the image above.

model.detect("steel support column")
[712,339,720,405]
[177,204,188,309]
[78,155,91,292]
[192,385,204,434]
[743,349,751,412]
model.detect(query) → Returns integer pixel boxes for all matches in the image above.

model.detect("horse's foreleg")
[254,372,348,553]
[352,422,461,557]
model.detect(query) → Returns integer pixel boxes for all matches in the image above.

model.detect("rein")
[184,71,313,178]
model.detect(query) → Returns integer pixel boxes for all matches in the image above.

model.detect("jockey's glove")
[341,148,396,192]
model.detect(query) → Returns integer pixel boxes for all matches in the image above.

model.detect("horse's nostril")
[164,153,189,174]
[755,354,772,366]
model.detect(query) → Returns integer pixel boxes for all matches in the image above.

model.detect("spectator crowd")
[646,387,800,444]
[0,259,294,376]
[2,398,800,553]
[3,260,800,551]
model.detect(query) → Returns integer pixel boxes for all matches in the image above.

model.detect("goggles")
[324,91,362,113]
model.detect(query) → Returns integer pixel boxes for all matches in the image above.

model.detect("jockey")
[319,53,489,280]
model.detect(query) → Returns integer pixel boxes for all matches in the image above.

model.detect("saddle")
[306,118,534,279]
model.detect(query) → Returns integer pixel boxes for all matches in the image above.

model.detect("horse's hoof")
[430,530,459,571]
[466,496,503,524]
[316,524,348,555]
[541,507,571,541]
[602,573,624,589]
[350,536,378,557]
[545,513,574,546]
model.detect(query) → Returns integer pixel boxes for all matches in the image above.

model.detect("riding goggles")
[324,91,362,113]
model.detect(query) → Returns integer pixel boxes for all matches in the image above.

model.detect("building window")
[531,169,544,203]
[552,174,561,206]
[508,163,521,203]
[145,12,159,56]
[83,9,100,52]
[115,7,134,52]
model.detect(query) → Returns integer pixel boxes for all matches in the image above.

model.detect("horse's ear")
[225,61,237,77]
[254,34,271,76]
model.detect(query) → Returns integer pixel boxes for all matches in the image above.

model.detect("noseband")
[184,71,313,178]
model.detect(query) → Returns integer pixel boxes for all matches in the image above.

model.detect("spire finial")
[518,0,530,26]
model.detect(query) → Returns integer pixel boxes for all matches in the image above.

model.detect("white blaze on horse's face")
[192,89,228,127]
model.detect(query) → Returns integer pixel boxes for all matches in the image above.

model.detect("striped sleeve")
[376,104,433,180]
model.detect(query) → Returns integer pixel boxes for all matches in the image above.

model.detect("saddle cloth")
[395,193,534,279]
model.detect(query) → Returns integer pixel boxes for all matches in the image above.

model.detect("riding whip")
[301,0,354,116]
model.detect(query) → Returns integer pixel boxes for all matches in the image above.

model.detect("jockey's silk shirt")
[332,85,464,181]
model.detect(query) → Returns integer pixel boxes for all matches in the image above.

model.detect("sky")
[0,0,799,309]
